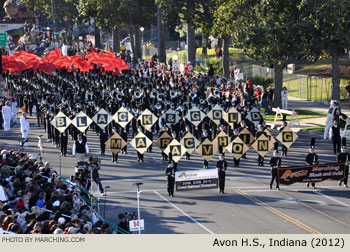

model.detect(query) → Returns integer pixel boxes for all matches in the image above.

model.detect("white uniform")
[11,101,17,122]
[281,90,288,110]
[324,105,337,140]
[20,116,30,143]
[2,105,12,131]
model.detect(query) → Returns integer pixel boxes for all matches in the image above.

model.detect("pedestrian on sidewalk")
[2,101,12,131]
[20,112,30,146]
[281,87,288,110]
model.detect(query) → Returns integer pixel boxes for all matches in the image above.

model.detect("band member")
[324,100,340,140]
[330,119,341,155]
[184,125,192,160]
[216,154,227,194]
[111,127,119,163]
[20,112,30,146]
[99,129,108,156]
[72,133,89,162]
[337,138,349,188]
[60,131,68,156]
[230,128,240,167]
[145,129,153,153]
[306,138,318,189]
[137,126,145,162]
[120,128,128,154]
[280,119,288,156]
[201,130,211,169]
[270,143,281,190]
[165,163,175,197]
[255,125,266,166]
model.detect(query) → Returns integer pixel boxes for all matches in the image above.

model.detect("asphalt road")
[1,116,349,234]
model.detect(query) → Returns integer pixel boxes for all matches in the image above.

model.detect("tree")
[298,0,350,101]
[22,0,79,28]
[215,0,312,107]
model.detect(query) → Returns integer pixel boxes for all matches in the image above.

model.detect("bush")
[205,57,223,76]
[250,76,274,89]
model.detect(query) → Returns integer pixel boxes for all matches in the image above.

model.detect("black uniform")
[255,129,266,166]
[337,152,350,186]
[165,165,175,197]
[305,152,318,188]
[279,125,288,156]
[60,132,68,156]
[230,133,241,166]
[99,130,108,155]
[269,156,281,189]
[216,159,227,193]
[331,125,341,154]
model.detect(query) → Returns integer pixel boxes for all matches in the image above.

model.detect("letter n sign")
[258,140,268,151]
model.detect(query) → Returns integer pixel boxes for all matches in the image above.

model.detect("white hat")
[58,217,66,225]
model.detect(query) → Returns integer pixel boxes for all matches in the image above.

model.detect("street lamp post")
[103,186,110,219]
[134,182,143,235]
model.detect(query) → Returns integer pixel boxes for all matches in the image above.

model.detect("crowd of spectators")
[0,149,118,234]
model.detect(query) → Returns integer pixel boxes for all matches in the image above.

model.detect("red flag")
[45,48,62,63]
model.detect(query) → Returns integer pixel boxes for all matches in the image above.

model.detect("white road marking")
[153,190,215,234]
[313,191,350,208]
[275,198,327,206]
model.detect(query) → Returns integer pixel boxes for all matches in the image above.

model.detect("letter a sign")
[92,108,113,130]
[130,132,152,154]
[71,111,93,133]
[50,111,71,133]
[196,138,218,162]
[138,109,158,131]
[276,126,298,148]
[164,139,186,163]
[105,133,127,154]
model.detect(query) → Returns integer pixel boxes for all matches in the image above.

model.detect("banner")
[224,107,241,128]
[227,137,249,160]
[50,111,71,133]
[71,111,93,133]
[196,138,218,162]
[175,169,218,191]
[251,134,274,157]
[155,132,172,151]
[246,107,265,126]
[278,163,346,185]
[214,131,230,152]
[113,107,133,128]
[185,107,205,127]
[105,133,127,154]
[208,104,226,126]
[130,132,152,154]
[276,126,298,148]
[138,109,158,131]
[163,139,187,163]
[92,108,113,130]
[180,132,200,155]
[160,108,180,127]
